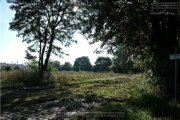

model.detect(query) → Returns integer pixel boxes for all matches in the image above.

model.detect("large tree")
[93,56,112,72]
[73,56,92,71]
[52,60,61,71]
[8,0,80,78]
[78,0,180,97]
[111,46,136,73]
[61,62,72,71]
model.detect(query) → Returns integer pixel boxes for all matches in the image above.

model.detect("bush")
[1,66,13,71]
[14,66,21,70]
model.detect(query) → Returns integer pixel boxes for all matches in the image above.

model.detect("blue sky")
[0,1,112,65]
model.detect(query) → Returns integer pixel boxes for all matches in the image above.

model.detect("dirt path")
[1,98,107,119]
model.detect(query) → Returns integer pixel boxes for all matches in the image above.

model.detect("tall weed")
[0,70,54,88]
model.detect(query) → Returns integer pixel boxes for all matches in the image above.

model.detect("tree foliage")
[14,65,22,70]
[111,46,140,73]
[52,60,61,71]
[47,60,58,72]
[2,66,13,71]
[8,0,80,78]
[93,56,112,72]
[61,62,72,71]
[26,58,38,71]
[79,0,180,97]
[73,56,92,71]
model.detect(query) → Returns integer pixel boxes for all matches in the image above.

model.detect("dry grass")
[53,71,117,83]
[0,70,118,88]
[0,70,53,88]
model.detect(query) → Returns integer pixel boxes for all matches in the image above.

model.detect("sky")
[0,1,112,65]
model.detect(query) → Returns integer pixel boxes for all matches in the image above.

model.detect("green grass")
[95,74,180,120]
[1,71,180,119]
[96,93,180,120]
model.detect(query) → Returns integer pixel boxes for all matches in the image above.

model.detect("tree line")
[41,54,139,73]
[1,53,139,73]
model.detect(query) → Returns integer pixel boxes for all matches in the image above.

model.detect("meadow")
[1,70,180,119]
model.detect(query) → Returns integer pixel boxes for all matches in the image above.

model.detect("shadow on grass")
[1,83,75,111]
[98,93,180,120]
[128,93,180,119]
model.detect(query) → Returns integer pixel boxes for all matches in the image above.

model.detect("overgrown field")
[0,70,117,88]
[1,71,180,119]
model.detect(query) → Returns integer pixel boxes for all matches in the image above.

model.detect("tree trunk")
[39,28,48,79]
[39,68,44,79]
[44,27,55,71]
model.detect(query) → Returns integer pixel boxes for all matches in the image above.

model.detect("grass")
[1,71,180,119]
[0,70,54,88]
[95,74,180,120]
[0,70,117,88]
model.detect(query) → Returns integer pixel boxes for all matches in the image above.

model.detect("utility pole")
[175,47,177,105]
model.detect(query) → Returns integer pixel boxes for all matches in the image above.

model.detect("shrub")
[1,66,13,71]
[14,66,21,70]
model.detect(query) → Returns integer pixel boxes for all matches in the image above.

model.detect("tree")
[93,57,112,72]
[14,66,21,70]
[47,60,58,72]
[2,66,13,71]
[61,62,72,71]
[79,0,180,97]
[26,58,38,71]
[52,60,61,71]
[8,0,80,78]
[73,56,92,71]
[111,46,139,73]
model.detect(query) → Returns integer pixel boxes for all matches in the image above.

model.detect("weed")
[0,70,55,88]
